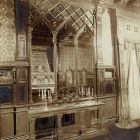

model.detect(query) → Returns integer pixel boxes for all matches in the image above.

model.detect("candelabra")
[38,88,53,109]
[78,86,94,99]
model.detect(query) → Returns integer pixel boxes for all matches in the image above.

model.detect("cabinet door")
[1,109,14,138]
[16,107,28,136]
[16,68,29,104]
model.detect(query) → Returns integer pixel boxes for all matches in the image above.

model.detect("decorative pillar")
[52,31,58,97]
[13,68,17,104]
[27,13,33,104]
[74,34,79,93]
[91,36,95,73]
[93,9,97,65]
[94,7,104,97]
[101,8,113,65]
[15,0,30,104]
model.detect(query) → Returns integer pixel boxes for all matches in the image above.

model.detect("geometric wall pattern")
[0,0,16,62]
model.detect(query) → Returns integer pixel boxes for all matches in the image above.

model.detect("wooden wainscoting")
[0,107,14,138]
[98,95,117,122]
[16,106,29,137]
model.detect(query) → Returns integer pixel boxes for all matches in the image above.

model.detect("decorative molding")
[0,61,29,67]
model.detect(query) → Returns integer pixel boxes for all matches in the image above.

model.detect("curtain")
[127,43,140,120]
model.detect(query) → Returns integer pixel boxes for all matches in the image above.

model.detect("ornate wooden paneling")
[97,68,105,96]
[16,107,29,136]
[16,68,28,104]
[97,66,117,121]
[0,108,14,138]
[98,96,117,120]
[17,68,28,81]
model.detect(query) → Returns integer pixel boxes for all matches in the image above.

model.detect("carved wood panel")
[98,97,117,120]
[1,108,14,138]
[16,107,28,136]
[16,68,28,104]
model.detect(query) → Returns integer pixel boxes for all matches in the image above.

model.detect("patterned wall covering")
[0,0,16,62]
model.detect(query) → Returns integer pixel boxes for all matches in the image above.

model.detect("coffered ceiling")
[30,0,95,32]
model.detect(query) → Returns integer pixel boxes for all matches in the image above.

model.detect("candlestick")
[81,86,83,98]
[41,89,43,100]
[92,87,94,96]
[39,89,41,97]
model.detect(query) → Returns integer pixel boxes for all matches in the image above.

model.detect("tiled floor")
[88,125,140,140]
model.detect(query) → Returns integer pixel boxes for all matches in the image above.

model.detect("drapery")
[128,44,140,120]
[123,42,140,120]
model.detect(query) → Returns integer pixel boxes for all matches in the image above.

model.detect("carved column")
[52,31,58,97]
[27,14,33,104]
[13,68,17,104]
[74,34,79,93]
[15,0,30,104]
[94,7,104,97]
